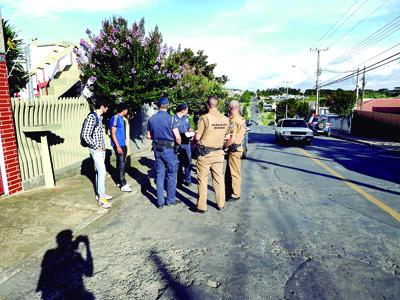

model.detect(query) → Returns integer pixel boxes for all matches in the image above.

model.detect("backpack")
[80,112,100,147]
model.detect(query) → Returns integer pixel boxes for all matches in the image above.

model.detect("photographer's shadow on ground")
[36,230,95,300]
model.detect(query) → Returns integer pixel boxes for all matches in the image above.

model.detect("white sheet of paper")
[185,132,195,138]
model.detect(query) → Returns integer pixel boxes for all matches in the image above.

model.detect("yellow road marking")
[298,148,400,223]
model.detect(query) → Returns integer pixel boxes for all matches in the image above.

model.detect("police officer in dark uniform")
[147,97,182,208]
[174,103,193,186]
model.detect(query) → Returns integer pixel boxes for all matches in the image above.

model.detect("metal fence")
[326,115,351,132]
[11,97,154,188]
[351,110,400,141]
[11,97,97,184]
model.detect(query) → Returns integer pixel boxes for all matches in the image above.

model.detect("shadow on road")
[149,249,193,300]
[36,230,94,300]
[249,131,400,188]
[126,156,158,207]
[246,156,400,197]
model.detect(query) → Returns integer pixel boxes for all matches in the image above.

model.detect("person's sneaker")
[96,194,113,201]
[98,197,112,209]
[120,184,132,192]
[183,181,192,187]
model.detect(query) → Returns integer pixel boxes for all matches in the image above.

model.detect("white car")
[274,118,314,145]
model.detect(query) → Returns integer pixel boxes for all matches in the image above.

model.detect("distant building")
[16,39,81,98]
[358,98,400,114]
[227,89,243,97]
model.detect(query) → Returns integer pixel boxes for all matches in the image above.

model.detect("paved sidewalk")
[331,130,400,152]
[0,148,153,285]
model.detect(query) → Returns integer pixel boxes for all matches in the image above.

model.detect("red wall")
[0,54,22,194]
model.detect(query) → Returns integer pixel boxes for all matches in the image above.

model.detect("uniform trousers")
[178,143,192,183]
[226,148,243,198]
[196,150,226,211]
[154,148,179,206]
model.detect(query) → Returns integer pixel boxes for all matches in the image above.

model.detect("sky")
[2,0,400,91]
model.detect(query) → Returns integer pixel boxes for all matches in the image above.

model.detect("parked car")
[274,118,314,145]
[306,115,332,136]
[246,119,258,126]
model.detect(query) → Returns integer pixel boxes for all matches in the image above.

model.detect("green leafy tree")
[296,102,310,118]
[240,90,254,103]
[77,17,180,110]
[326,89,356,117]
[276,99,297,119]
[2,19,28,95]
[165,47,228,116]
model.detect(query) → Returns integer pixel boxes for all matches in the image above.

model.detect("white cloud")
[2,0,155,18]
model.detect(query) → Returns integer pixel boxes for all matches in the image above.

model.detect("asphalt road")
[1,126,399,299]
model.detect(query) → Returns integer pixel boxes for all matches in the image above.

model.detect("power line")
[354,41,400,68]
[318,0,369,47]
[327,0,390,48]
[321,41,400,84]
[320,51,400,87]
[314,0,360,48]
[330,16,400,65]
[334,19,400,64]
[322,52,400,87]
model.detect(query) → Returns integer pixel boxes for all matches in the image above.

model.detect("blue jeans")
[89,149,106,198]
[178,144,192,183]
[113,146,127,187]
[154,148,179,206]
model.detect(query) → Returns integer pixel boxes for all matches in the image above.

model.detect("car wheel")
[275,133,283,145]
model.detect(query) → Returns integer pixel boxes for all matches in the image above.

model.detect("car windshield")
[282,120,307,128]
[311,117,327,123]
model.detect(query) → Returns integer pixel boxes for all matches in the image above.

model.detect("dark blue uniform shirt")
[147,110,178,142]
[173,114,191,134]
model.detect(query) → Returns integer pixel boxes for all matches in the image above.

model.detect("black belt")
[202,146,223,153]
[154,140,174,148]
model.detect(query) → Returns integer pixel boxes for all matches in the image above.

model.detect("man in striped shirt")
[81,98,112,208]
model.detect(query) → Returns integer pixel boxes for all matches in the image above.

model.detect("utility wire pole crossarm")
[310,47,328,115]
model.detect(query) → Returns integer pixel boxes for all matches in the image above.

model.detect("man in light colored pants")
[89,148,107,200]
[81,98,112,209]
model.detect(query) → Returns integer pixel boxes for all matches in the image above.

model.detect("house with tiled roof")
[358,98,400,114]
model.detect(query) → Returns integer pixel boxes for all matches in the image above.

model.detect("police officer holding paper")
[174,103,193,186]
[147,96,181,209]
[224,100,246,201]
[193,96,230,213]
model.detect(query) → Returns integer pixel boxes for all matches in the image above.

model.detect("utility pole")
[310,48,328,115]
[360,66,366,111]
[283,80,292,101]
[355,67,360,101]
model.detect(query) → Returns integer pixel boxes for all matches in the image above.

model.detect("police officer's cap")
[158,96,169,106]
[176,103,188,112]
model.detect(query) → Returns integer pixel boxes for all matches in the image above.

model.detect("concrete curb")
[0,149,152,286]
[331,132,400,153]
